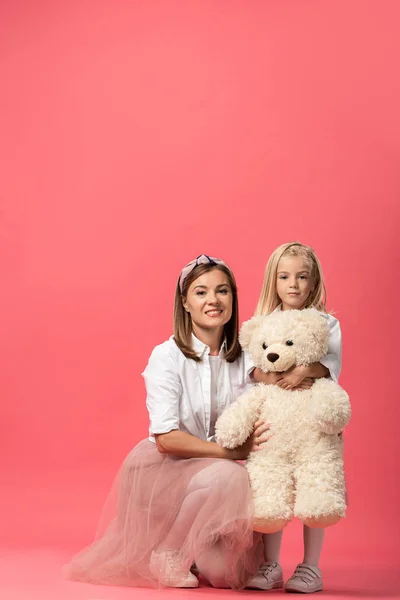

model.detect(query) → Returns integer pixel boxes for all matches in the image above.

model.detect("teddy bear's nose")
[267,353,279,363]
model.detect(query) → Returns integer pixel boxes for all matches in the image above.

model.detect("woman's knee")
[188,460,246,494]
[205,572,230,589]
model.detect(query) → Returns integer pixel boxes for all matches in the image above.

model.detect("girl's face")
[183,268,233,336]
[276,256,314,311]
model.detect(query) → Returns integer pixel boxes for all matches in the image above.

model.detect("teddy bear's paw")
[214,430,243,449]
[214,419,244,448]
[309,381,351,434]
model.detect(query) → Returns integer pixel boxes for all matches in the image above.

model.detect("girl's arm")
[273,363,328,390]
[318,315,342,383]
[253,368,317,388]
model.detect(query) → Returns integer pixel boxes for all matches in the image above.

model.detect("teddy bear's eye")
[262,342,268,350]
[286,340,294,346]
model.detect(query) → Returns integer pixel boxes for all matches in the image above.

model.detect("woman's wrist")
[213,441,245,460]
[215,443,237,460]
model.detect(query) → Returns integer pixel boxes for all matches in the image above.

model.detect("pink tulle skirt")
[65,440,262,589]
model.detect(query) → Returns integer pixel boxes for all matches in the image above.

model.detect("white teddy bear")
[215,308,351,534]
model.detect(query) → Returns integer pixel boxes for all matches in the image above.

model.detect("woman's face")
[183,268,233,335]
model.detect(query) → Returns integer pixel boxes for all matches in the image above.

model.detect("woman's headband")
[179,254,228,293]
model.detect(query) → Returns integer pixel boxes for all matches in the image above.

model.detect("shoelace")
[291,564,319,584]
[163,551,186,577]
[259,562,279,578]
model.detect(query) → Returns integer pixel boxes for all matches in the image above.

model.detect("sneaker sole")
[247,581,284,591]
[170,581,199,588]
[285,584,323,594]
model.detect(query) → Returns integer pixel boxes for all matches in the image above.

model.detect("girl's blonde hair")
[174,263,241,363]
[255,242,327,315]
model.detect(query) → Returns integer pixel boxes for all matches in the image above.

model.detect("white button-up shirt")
[143,335,251,442]
[142,312,342,443]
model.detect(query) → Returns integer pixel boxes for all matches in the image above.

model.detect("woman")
[65,255,269,589]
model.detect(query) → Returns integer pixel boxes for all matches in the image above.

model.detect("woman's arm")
[144,344,269,459]
[155,430,255,460]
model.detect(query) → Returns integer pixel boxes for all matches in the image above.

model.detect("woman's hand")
[251,419,271,451]
[229,419,271,460]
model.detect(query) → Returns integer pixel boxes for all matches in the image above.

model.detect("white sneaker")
[285,563,323,593]
[149,550,199,588]
[246,561,284,590]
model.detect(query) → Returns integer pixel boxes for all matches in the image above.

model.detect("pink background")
[1,0,399,593]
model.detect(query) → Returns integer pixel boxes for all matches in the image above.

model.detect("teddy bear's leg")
[302,514,341,528]
[293,447,346,527]
[253,516,289,534]
[247,453,294,534]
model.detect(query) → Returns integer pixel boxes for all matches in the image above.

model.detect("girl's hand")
[291,377,314,391]
[276,365,309,390]
[253,369,282,385]
[254,366,314,391]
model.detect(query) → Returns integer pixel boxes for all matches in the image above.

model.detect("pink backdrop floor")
[1,548,398,600]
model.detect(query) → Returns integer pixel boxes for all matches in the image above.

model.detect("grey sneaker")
[246,561,284,590]
[285,563,323,593]
[149,550,199,588]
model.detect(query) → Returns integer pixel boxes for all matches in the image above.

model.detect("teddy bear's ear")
[239,316,265,350]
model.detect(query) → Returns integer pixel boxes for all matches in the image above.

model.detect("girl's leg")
[263,530,284,563]
[246,531,284,590]
[284,526,324,594]
[303,525,325,566]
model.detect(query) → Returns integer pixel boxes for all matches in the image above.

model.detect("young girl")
[65,255,267,590]
[246,241,343,594]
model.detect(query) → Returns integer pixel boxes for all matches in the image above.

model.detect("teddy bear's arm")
[215,386,266,449]
[309,378,351,434]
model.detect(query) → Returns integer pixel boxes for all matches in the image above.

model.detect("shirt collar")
[191,333,227,358]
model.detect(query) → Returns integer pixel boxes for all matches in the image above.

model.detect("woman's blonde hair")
[174,263,241,363]
[255,242,327,315]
